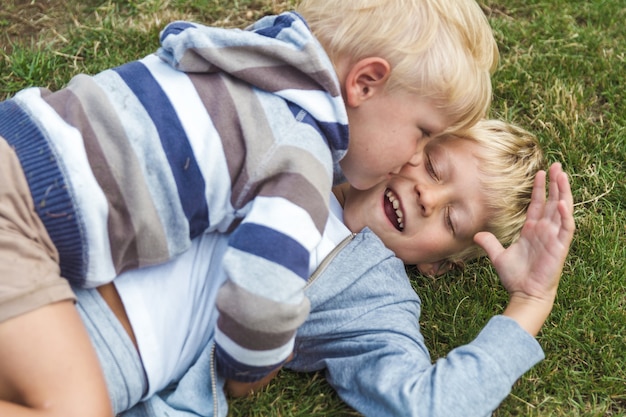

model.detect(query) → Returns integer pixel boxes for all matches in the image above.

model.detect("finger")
[557,199,576,245]
[545,163,566,222]
[546,163,564,215]
[559,171,575,242]
[474,231,505,262]
[550,169,574,226]
[526,169,547,223]
[547,162,563,203]
[558,169,574,212]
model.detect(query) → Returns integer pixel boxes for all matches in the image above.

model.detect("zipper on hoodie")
[304,233,356,290]
[210,342,219,416]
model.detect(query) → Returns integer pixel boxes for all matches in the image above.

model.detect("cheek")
[389,134,417,159]
[400,232,451,263]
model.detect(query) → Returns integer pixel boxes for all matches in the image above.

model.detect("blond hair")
[446,119,546,268]
[295,0,499,131]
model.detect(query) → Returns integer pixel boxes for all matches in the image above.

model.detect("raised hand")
[474,162,575,335]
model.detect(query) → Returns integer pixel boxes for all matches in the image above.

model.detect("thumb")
[474,231,505,262]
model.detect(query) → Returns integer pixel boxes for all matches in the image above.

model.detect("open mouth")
[384,188,404,231]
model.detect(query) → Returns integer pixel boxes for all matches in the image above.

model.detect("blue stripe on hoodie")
[113,61,210,238]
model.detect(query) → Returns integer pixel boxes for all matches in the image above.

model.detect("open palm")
[474,163,575,301]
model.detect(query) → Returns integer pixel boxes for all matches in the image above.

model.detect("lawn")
[1,0,624,416]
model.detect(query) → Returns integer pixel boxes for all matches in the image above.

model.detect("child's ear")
[343,57,391,107]
[416,261,451,277]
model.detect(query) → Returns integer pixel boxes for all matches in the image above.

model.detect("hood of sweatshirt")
[157,12,349,163]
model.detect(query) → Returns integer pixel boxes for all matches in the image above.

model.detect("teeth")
[385,189,405,230]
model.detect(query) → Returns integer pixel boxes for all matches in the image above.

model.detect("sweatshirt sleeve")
[208,95,338,381]
[324,316,543,417]
[214,197,320,381]
[290,231,545,416]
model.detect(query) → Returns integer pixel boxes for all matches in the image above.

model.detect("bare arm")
[0,301,113,417]
[474,162,575,336]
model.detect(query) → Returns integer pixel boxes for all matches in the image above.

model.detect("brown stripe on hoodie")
[44,75,170,273]
[216,280,311,351]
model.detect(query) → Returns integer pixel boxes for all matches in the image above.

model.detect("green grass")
[1,0,624,415]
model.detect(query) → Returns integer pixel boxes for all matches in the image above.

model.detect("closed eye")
[445,207,456,235]
[426,155,439,181]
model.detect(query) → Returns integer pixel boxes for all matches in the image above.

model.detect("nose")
[415,183,440,216]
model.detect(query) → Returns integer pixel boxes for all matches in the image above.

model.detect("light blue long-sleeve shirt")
[80,228,544,417]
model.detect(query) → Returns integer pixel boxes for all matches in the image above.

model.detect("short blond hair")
[446,119,546,268]
[295,0,499,132]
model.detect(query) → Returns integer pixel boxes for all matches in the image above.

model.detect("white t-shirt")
[114,194,349,397]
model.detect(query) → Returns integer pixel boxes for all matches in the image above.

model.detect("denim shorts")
[74,287,148,414]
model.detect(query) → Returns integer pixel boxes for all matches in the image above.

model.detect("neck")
[332,183,350,208]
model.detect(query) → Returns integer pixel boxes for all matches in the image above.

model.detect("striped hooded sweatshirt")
[0,12,349,381]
